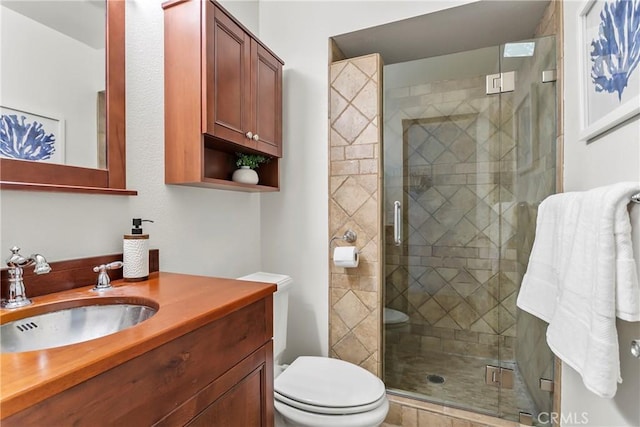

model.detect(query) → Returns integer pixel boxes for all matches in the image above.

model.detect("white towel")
[516,182,640,398]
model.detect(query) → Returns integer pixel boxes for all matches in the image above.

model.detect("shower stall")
[382,36,557,424]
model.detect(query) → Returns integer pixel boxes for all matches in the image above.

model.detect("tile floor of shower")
[385,334,539,424]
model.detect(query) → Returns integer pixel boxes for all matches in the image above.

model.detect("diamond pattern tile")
[449,301,481,329]
[450,271,481,297]
[415,187,446,214]
[418,298,447,325]
[467,287,499,316]
[334,290,370,330]
[330,55,382,376]
[416,137,446,163]
[407,283,431,309]
[432,201,466,228]
[417,268,447,295]
[330,88,348,120]
[333,104,369,144]
[434,314,461,330]
[416,216,448,245]
[353,197,378,237]
[434,218,478,246]
[333,332,371,365]
[433,284,463,311]
[333,176,370,216]
[353,80,379,120]
[450,132,477,161]
[332,62,368,100]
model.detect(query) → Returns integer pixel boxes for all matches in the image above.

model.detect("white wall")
[1,6,104,168]
[562,1,640,426]
[0,0,262,280]
[257,0,474,361]
[217,0,259,34]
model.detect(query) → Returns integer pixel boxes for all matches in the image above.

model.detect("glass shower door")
[383,35,557,424]
[498,35,557,425]
[383,44,505,416]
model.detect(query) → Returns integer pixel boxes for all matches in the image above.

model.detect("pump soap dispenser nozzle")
[123,218,154,282]
[131,218,154,234]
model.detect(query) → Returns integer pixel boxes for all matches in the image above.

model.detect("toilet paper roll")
[333,246,359,268]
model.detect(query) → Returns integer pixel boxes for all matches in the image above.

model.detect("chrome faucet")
[93,261,123,291]
[2,246,51,309]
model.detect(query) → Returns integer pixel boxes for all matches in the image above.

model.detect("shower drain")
[426,374,445,384]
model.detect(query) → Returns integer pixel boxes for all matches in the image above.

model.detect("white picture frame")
[578,0,640,141]
[0,106,65,164]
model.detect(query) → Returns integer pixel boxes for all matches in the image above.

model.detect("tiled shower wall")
[328,54,383,376]
[384,74,518,361]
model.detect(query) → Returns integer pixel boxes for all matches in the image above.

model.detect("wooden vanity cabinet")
[3,297,275,426]
[163,0,283,191]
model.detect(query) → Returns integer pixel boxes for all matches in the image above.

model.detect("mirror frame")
[0,0,135,195]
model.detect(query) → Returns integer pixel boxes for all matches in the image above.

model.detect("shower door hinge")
[485,365,514,389]
[485,71,515,95]
[539,377,555,392]
[519,412,533,426]
[542,69,557,83]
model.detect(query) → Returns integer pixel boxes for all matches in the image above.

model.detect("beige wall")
[328,53,383,376]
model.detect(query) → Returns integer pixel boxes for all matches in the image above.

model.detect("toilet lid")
[274,356,386,410]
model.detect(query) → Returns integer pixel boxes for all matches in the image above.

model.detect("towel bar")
[632,193,640,204]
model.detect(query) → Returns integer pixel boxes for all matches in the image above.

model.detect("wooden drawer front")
[157,341,274,427]
[4,298,271,426]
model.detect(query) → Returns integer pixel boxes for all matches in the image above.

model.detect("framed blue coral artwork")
[579,0,640,141]
[0,106,65,164]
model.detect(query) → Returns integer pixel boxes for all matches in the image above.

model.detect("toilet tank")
[237,272,292,365]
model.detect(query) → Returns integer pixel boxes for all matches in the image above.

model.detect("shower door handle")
[394,201,402,246]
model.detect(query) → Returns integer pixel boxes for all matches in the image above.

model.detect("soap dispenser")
[123,218,154,282]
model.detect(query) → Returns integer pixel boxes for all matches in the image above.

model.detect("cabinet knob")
[245,132,253,139]
[252,134,259,141]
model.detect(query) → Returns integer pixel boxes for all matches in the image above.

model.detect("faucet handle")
[106,261,123,271]
[92,261,123,290]
[32,254,51,275]
[5,246,24,266]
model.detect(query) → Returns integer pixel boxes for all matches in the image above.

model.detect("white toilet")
[238,272,389,427]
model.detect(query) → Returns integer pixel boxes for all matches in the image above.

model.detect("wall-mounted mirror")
[0,0,133,194]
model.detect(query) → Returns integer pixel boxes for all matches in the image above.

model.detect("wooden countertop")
[0,272,276,418]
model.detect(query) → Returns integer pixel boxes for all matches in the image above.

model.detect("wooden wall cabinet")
[163,0,284,192]
[3,298,275,426]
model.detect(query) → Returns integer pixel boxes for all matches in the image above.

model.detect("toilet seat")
[274,356,386,415]
[275,392,387,415]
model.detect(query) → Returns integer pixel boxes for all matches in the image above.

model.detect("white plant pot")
[232,166,259,185]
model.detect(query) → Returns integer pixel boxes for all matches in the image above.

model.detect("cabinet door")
[187,366,263,427]
[206,2,253,148]
[252,41,283,157]
[185,343,274,427]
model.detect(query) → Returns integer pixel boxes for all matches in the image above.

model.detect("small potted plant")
[232,153,270,184]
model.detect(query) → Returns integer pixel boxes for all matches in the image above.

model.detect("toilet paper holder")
[329,229,357,247]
